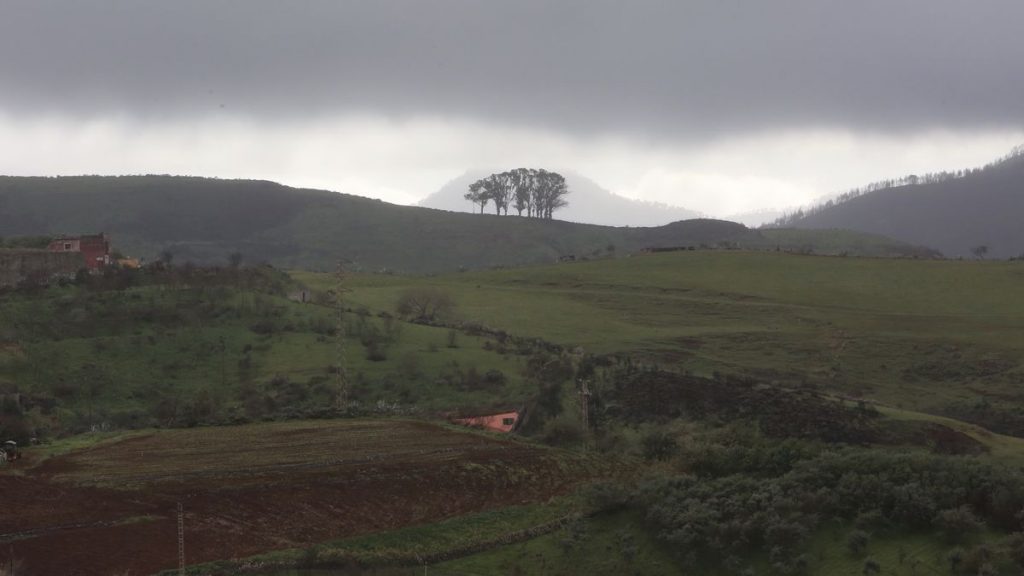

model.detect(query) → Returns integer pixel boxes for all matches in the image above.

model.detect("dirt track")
[0,420,597,576]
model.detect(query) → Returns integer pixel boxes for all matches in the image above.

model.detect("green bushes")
[541,415,584,447]
[633,448,1024,570]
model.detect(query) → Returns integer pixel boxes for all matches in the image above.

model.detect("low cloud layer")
[2,113,1019,216]
[2,2,1022,217]
[3,1,1024,137]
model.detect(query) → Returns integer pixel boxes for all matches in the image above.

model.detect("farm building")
[453,411,520,433]
[48,233,111,270]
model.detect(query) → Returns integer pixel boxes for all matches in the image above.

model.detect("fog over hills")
[418,170,700,227]
[771,147,1024,258]
[723,209,788,228]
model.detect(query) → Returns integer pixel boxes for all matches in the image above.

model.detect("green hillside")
[5,250,1021,439]
[775,148,1024,259]
[0,175,934,274]
[6,250,1024,575]
[299,251,1024,422]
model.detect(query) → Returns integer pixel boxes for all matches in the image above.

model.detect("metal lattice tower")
[334,261,349,409]
[177,502,185,576]
[578,379,591,431]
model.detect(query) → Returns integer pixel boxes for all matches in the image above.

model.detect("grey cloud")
[2,0,1023,138]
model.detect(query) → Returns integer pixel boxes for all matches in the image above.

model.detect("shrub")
[541,415,585,446]
[846,529,870,557]
[395,287,455,321]
[583,480,631,513]
[934,506,983,544]
[641,430,679,462]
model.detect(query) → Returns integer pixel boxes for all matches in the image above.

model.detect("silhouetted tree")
[464,182,489,214]
[466,168,569,219]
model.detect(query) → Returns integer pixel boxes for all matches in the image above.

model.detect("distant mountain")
[769,147,1024,258]
[0,175,773,274]
[724,209,787,228]
[419,170,700,227]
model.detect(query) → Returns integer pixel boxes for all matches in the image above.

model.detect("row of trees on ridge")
[768,143,1024,228]
[464,168,569,219]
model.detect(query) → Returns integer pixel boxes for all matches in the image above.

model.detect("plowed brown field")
[0,420,604,576]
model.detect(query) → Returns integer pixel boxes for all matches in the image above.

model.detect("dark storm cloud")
[2,0,1023,137]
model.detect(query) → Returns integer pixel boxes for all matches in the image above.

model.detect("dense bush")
[635,449,1024,569]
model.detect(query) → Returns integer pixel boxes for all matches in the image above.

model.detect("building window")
[502,417,515,426]
[63,243,72,250]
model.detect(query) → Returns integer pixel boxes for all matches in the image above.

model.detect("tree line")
[464,168,569,219]
[767,143,1024,228]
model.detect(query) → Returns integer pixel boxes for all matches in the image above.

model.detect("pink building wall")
[453,411,519,433]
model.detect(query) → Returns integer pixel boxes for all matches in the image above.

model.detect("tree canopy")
[464,168,569,219]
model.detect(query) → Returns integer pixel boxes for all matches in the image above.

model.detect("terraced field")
[1,419,610,576]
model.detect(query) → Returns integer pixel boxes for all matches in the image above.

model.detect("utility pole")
[334,261,349,410]
[177,502,185,576]
[578,379,591,431]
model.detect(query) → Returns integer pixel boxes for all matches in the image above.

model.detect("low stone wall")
[0,250,85,287]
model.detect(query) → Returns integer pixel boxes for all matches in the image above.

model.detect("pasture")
[298,251,1024,416]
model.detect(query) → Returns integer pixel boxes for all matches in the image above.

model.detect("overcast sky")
[2,1,1023,216]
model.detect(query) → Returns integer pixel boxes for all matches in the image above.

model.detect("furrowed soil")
[0,419,606,576]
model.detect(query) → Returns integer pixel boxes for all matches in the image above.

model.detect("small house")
[48,233,111,270]
[453,411,520,433]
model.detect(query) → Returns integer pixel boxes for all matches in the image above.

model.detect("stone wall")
[0,250,85,287]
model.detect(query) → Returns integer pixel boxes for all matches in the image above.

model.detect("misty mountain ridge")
[418,169,701,227]
[767,145,1024,258]
[0,175,931,274]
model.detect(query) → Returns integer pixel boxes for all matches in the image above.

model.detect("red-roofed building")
[48,234,111,270]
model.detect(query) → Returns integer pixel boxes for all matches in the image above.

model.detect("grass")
[0,278,538,437]
[197,500,581,576]
[431,517,1003,576]
[434,510,680,576]
[297,251,1024,416]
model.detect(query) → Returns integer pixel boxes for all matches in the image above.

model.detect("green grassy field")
[296,251,1024,418]
[0,270,540,438]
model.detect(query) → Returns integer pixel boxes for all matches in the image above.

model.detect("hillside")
[772,148,1024,258]
[0,175,930,273]
[418,169,701,226]
[6,251,1024,575]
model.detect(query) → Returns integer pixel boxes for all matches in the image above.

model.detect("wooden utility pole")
[177,502,185,576]
[334,261,349,410]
